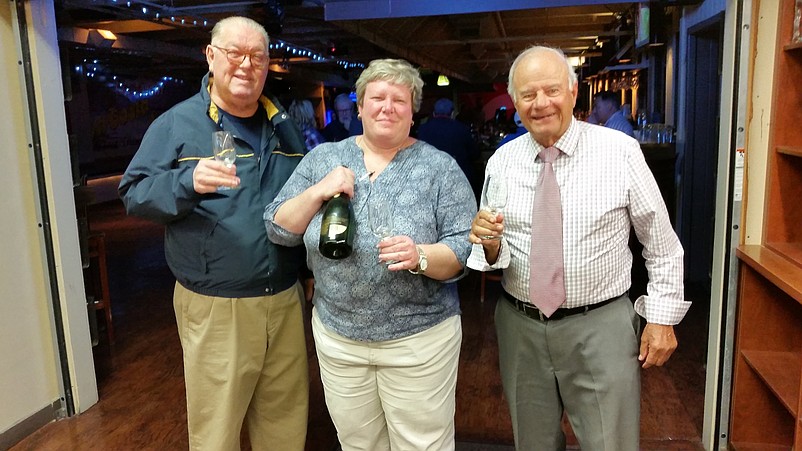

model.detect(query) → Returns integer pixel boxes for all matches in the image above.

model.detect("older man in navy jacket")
[119,16,308,451]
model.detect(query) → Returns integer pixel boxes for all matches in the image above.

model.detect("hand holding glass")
[213,131,236,190]
[480,174,507,240]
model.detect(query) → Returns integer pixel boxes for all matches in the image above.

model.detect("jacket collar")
[203,73,280,125]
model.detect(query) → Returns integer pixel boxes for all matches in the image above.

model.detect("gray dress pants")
[495,294,641,451]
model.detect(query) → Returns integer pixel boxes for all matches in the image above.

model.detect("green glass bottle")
[319,193,355,259]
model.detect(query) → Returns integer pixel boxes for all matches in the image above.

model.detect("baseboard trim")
[0,399,62,450]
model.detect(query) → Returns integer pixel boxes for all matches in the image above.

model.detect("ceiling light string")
[100,0,208,27]
[74,59,185,101]
[268,40,364,69]
[94,0,364,70]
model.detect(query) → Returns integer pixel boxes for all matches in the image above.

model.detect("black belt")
[502,290,623,321]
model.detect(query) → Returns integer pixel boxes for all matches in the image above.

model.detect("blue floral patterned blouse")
[265,136,477,341]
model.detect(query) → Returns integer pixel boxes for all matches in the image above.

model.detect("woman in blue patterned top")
[265,59,476,451]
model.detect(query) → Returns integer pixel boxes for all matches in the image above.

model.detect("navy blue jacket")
[119,73,306,297]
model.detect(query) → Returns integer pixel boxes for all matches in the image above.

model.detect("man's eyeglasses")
[211,45,268,69]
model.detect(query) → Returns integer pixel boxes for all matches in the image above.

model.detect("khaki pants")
[174,282,309,451]
[312,309,461,451]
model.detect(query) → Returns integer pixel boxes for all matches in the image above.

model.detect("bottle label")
[322,215,348,238]
[319,195,354,259]
[326,224,347,237]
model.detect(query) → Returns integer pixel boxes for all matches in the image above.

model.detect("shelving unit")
[729,0,802,448]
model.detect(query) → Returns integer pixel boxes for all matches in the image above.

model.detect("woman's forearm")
[274,187,325,234]
[417,243,463,281]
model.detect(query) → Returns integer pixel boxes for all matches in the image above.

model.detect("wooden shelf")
[784,41,802,51]
[741,350,801,416]
[776,145,802,157]
[730,442,792,451]
[765,242,802,270]
[736,245,802,304]
[730,1,802,449]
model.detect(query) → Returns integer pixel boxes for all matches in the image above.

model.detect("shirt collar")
[527,117,579,159]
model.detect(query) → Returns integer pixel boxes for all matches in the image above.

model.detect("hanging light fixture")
[437,75,450,86]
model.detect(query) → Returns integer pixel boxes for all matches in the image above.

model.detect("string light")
[268,40,364,70]
[86,1,366,73]
[75,59,184,101]
[98,0,205,29]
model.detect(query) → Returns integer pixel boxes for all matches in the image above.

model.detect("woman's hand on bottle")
[315,166,355,201]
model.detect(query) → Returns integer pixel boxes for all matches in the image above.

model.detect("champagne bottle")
[319,193,355,259]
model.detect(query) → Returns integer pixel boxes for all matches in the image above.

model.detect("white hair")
[211,16,269,49]
[507,46,577,102]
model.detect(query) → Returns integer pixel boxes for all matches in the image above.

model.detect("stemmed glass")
[480,174,507,239]
[213,131,236,190]
[368,198,396,264]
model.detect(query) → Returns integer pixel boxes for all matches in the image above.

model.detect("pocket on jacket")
[166,217,216,279]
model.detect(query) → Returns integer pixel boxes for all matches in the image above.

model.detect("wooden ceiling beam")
[59,27,206,62]
[72,19,176,34]
[333,21,478,82]
[408,29,630,46]
[324,0,635,21]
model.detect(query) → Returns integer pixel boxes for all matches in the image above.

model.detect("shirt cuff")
[467,238,510,271]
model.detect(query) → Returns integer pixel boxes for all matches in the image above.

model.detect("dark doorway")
[680,16,724,285]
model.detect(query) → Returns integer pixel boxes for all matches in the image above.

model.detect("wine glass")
[213,131,236,190]
[368,198,397,264]
[369,198,395,240]
[480,174,507,239]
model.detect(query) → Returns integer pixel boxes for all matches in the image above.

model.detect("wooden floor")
[10,199,708,450]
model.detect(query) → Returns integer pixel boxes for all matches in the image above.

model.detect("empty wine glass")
[368,198,397,264]
[369,198,394,240]
[213,130,236,190]
[480,174,507,239]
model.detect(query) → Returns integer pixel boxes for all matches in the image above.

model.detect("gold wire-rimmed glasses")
[211,45,269,69]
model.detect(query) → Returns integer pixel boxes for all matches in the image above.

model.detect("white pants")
[312,308,462,451]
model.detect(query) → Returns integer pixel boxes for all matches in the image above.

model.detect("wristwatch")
[408,245,428,275]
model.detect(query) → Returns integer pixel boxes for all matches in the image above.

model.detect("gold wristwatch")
[408,245,428,275]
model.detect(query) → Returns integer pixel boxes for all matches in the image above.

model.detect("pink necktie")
[529,146,566,317]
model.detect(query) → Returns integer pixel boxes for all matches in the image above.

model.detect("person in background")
[496,111,527,148]
[417,97,480,193]
[265,58,476,451]
[289,99,326,152]
[621,103,634,125]
[322,93,362,141]
[467,45,687,450]
[588,90,635,137]
[118,16,309,451]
